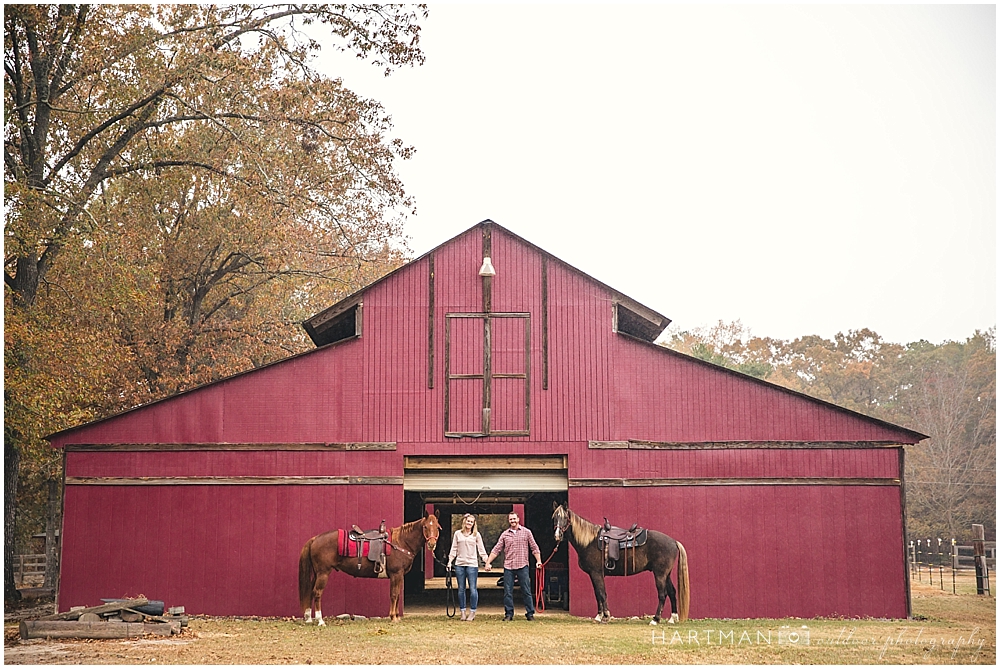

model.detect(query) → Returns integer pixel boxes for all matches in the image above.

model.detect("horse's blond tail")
[298,537,315,613]
[676,540,690,622]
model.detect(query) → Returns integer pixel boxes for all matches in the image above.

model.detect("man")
[486,511,542,621]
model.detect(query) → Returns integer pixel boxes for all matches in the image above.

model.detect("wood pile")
[19,598,189,640]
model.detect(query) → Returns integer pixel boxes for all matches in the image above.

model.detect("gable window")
[303,298,362,347]
[445,312,530,437]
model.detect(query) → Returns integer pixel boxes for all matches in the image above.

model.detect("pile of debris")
[19,597,188,640]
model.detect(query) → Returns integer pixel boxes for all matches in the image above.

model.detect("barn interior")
[401,485,571,612]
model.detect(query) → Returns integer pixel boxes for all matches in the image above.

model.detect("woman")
[446,513,491,621]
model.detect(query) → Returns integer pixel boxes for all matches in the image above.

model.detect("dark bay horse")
[298,513,442,623]
[552,504,688,624]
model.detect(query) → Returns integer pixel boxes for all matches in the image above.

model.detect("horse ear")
[552,500,558,510]
[434,508,440,518]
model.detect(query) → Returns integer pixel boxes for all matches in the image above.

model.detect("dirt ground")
[3,577,995,665]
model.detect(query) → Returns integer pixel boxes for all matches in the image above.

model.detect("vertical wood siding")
[59,483,403,618]
[574,447,900,479]
[610,335,913,442]
[51,339,365,445]
[568,484,908,619]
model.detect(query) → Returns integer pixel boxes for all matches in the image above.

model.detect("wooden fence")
[909,539,994,595]
[14,554,46,587]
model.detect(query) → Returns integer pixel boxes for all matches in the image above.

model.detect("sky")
[310,3,995,346]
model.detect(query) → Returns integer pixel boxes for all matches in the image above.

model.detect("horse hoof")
[593,615,602,623]
[317,619,325,627]
[669,613,679,624]
[649,619,658,626]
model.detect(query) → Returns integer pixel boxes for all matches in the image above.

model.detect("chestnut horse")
[552,504,689,624]
[298,513,442,623]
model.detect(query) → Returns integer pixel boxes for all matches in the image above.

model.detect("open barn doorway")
[401,456,569,613]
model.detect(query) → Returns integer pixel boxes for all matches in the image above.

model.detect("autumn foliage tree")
[664,322,996,542]
[4,4,426,603]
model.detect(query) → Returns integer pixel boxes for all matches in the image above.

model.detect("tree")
[5,3,427,603]
[663,320,774,379]
[5,4,425,306]
[893,332,996,539]
[661,323,996,541]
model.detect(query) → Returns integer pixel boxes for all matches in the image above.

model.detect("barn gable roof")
[45,219,927,445]
[303,220,671,347]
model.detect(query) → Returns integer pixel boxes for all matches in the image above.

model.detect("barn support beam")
[64,443,396,452]
[588,440,902,450]
[569,477,900,487]
[66,476,404,486]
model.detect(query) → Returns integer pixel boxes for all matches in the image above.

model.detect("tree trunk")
[44,479,60,589]
[8,255,41,307]
[4,441,23,604]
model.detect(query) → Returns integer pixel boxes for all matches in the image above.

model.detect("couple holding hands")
[445,511,542,622]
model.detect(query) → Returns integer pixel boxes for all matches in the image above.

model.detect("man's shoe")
[503,615,513,622]
[526,614,535,621]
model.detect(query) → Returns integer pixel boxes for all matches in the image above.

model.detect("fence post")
[972,524,990,596]
[937,538,943,590]
[917,539,923,582]
[928,538,934,586]
[951,538,957,595]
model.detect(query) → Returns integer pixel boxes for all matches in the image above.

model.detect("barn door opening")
[402,456,569,611]
[444,313,530,437]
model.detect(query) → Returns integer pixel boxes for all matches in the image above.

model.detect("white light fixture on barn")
[479,256,496,277]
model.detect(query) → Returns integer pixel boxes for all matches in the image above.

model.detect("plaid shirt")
[489,525,540,570]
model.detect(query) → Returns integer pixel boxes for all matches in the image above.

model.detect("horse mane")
[569,510,599,547]
[393,518,422,541]
[398,518,424,533]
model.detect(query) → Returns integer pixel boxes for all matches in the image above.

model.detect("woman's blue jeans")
[454,565,479,611]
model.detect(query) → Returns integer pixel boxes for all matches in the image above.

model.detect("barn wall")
[59,479,403,618]
[49,338,366,446]
[610,335,915,443]
[65,450,399,478]
[572,447,901,479]
[357,225,621,444]
[568,482,908,619]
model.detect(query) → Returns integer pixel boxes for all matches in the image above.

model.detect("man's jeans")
[502,565,535,618]
[455,565,479,611]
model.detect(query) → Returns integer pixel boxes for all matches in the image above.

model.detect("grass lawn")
[4,577,994,664]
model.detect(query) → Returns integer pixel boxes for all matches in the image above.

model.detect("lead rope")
[534,541,561,613]
[445,566,457,618]
[431,552,457,618]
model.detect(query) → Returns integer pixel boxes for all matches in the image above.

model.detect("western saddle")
[598,517,648,574]
[349,520,389,575]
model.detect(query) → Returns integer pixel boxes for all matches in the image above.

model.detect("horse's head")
[422,511,442,552]
[552,503,570,542]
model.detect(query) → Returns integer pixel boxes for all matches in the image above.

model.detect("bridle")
[553,506,570,542]
[389,516,440,558]
[423,516,441,550]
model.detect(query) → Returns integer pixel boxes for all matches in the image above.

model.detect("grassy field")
[4,578,994,664]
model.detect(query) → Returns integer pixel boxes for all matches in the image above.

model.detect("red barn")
[48,221,925,619]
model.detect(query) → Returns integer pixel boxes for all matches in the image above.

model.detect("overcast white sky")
[312,3,995,346]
